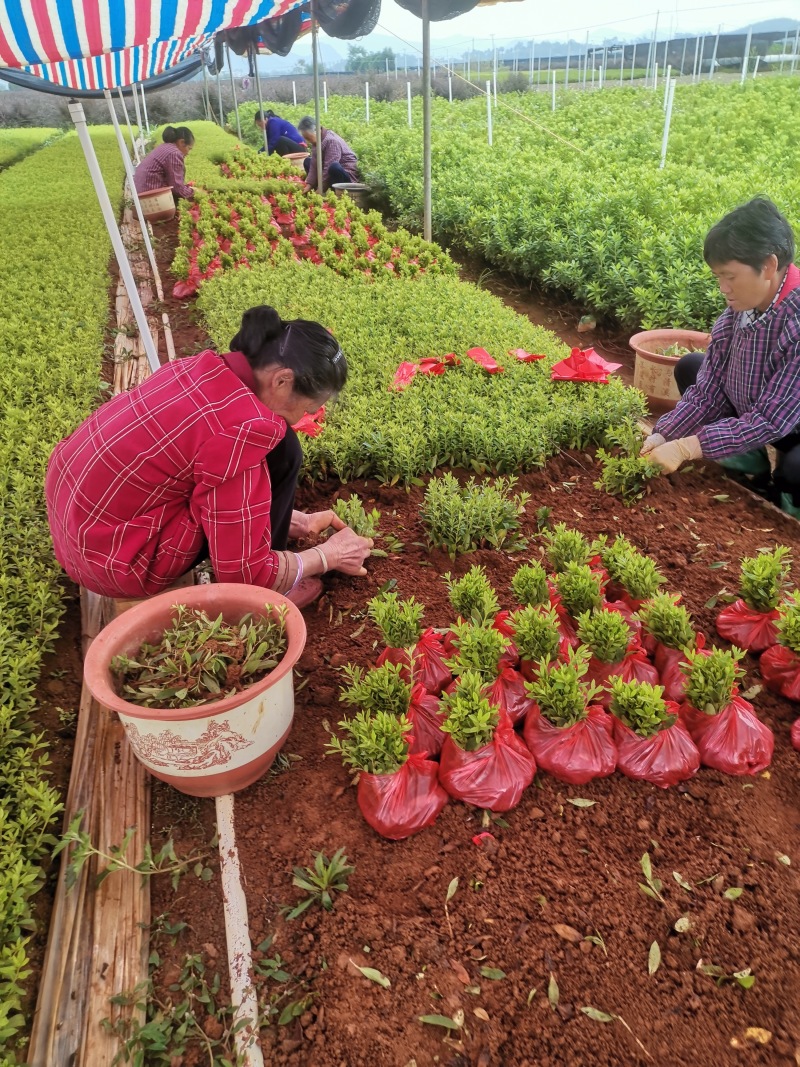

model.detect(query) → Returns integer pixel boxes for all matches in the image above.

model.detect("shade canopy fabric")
[0,0,306,89]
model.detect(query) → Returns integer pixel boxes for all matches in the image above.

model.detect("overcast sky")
[371,0,799,48]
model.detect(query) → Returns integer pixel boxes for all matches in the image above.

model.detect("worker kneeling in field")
[297,116,359,192]
[133,125,195,202]
[45,307,372,609]
[254,109,307,156]
[642,197,800,517]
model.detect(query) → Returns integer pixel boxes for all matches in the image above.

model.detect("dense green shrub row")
[0,129,124,1061]
[0,128,60,169]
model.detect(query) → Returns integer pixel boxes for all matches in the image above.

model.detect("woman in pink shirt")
[133,125,195,202]
[45,307,372,609]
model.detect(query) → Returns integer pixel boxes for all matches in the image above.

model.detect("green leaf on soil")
[352,963,391,988]
[673,916,691,933]
[734,971,756,989]
[648,941,661,976]
[419,1014,460,1031]
[723,887,744,901]
[548,973,559,1012]
[567,798,596,808]
[479,967,506,980]
[776,853,791,866]
[712,494,730,502]
[527,988,538,1005]
[672,871,693,892]
[708,561,729,569]
[446,876,459,902]
[581,1006,616,1023]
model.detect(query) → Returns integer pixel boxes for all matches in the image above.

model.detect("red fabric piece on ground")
[466,347,504,373]
[486,666,535,726]
[678,696,774,775]
[406,684,447,757]
[292,405,325,437]
[716,599,780,654]
[550,347,622,383]
[376,629,452,695]
[523,704,617,785]
[759,644,800,702]
[792,717,800,751]
[612,713,700,788]
[439,715,536,812]
[357,753,449,840]
[172,277,199,299]
[391,362,418,391]
[417,357,448,376]
[511,348,546,362]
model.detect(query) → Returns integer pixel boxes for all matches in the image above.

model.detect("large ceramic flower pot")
[84,584,306,798]
[629,328,711,413]
[138,185,176,223]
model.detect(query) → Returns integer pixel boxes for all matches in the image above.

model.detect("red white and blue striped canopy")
[0,0,305,89]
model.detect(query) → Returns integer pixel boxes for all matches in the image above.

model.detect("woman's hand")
[289,510,347,538]
[647,435,703,473]
[323,527,373,576]
[640,433,666,456]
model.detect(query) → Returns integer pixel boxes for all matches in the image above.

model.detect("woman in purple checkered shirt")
[641,197,800,517]
[133,125,195,202]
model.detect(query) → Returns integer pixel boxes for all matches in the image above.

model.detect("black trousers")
[191,426,302,569]
[675,352,800,503]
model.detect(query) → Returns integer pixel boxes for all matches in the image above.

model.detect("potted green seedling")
[636,593,699,702]
[716,546,792,653]
[761,590,800,701]
[608,677,699,788]
[368,591,450,695]
[446,619,531,724]
[576,609,657,705]
[339,661,447,756]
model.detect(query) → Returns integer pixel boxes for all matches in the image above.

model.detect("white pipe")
[486,80,492,144]
[653,62,658,93]
[659,78,676,169]
[215,793,263,1067]
[663,64,671,108]
[226,43,242,139]
[708,26,720,80]
[292,80,297,106]
[116,86,139,163]
[103,89,160,297]
[407,81,412,126]
[365,81,370,123]
[422,0,431,242]
[551,70,556,110]
[448,72,452,102]
[741,28,752,84]
[323,80,328,113]
[311,6,323,196]
[140,84,150,136]
[131,83,144,150]
[752,54,760,79]
[69,101,159,373]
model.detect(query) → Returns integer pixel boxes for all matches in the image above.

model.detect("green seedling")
[682,646,745,714]
[367,591,424,648]
[638,851,666,905]
[738,546,792,613]
[284,848,355,919]
[543,523,591,573]
[445,565,500,622]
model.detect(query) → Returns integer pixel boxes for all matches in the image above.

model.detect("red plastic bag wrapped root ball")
[439,716,536,812]
[654,633,706,703]
[523,705,617,785]
[612,714,700,789]
[716,599,780,654]
[486,666,535,726]
[678,696,774,776]
[584,648,659,709]
[357,753,448,840]
[760,644,800,702]
[406,684,447,757]
[792,717,800,752]
[377,628,451,695]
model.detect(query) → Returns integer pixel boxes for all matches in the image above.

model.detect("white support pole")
[529,40,534,86]
[752,55,760,79]
[680,37,687,75]
[292,80,297,106]
[741,28,752,84]
[630,42,637,82]
[649,11,660,85]
[708,26,720,80]
[467,47,471,85]
[131,81,144,149]
[486,81,492,144]
[653,62,658,93]
[697,35,705,80]
[254,48,268,152]
[422,0,432,242]
[365,81,370,122]
[448,71,452,102]
[216,69,224,128]
[311,4,323,196]
[386,57,390,80]
[201,61,215,123]
[323,80,328,112]
[599,63,604,89]
[691,36,700,83]
[225,43,242,139]
[407,81,412,126]
[116,86,140,163]
[659,78,676,169]
[565,42,570,88]
[619,47,624,85]
[663,64,671,108]
[103,90,160,291]
[215,794,264,1067]
[583,32,589,88]
[140,84,150,136]
[551,69,556,110]
[791,27,799,74]
[69,101,159,374]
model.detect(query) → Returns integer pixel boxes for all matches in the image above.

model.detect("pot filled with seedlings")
[716,546,792,654]
[83,585,306,797]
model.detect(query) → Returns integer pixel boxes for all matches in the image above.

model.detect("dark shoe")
[284,577,324,609]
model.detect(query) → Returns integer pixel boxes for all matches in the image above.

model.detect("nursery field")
[235,77,800,330]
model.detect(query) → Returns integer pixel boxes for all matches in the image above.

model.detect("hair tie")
[329,347,344,365]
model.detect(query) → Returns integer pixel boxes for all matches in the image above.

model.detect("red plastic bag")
[602,599,642,642]
[523,704,617,784]
[716,599,780,654]
[377,629,451,695]
[654,633,706,703]
[759,644,800,701]
[678,696,774,775]
[292,405,325,437]
[391,361,418,391]
[550,347,622,384]
[466,347,504,374]
[407,684,447,757]
[439,715,536,811]
[172,277,200,299]
[510,348,546,362]
[792,717,800,751]
[486,667,534,726]
[357,753,449,840]
[612,714,700,788]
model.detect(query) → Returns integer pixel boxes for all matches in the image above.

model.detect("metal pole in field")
[422,0,432,242]
[679,37,687,74]
[619,47,625,85]
[486,80,493,144]
[791,27,799,74]
[225,43,242,138]
[131,81,144,150]
[216,69,224,129]
[254,50,268,150]
[583,32,589,88]
[323,80,328,112]
[741,27,752,84]
[386,57,390,79]
[599,62,604,89]
[662,35,669,75]
[311,4,323,195]
[201,60,214,122]
[492,35,498,103]
[551,69,556,110]
[630,42,636,81]
[708,25,720,79]
[529,39,534,85]
[663,64,671,107]
[448,70,452,102]
[116,85,140,162]
[752,54,760,79]
[697,35,705,79]
[653,62,658,92]
[645,42,653,87]
[140,84,150,135]
[547,43,552,81]
[780,31,788,72]
[691,36,700,83]
[649,11,659,85]
[467,44,471,84]
[365,81,370,122]
[659,77,676,169]
[292,80,297,105]
[407,80,412,126]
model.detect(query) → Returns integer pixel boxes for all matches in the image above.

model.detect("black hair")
[162,125,195,146]
[231,305,347,399]
[704,197,795,271]
[254,109,276,122]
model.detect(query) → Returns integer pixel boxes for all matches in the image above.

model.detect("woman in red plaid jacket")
[45,306,372,608]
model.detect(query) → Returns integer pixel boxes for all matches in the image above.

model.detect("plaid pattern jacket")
[133,142,193,200]
[305,127,358,191]
[655,264,800,456]
[45,351,286,598]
